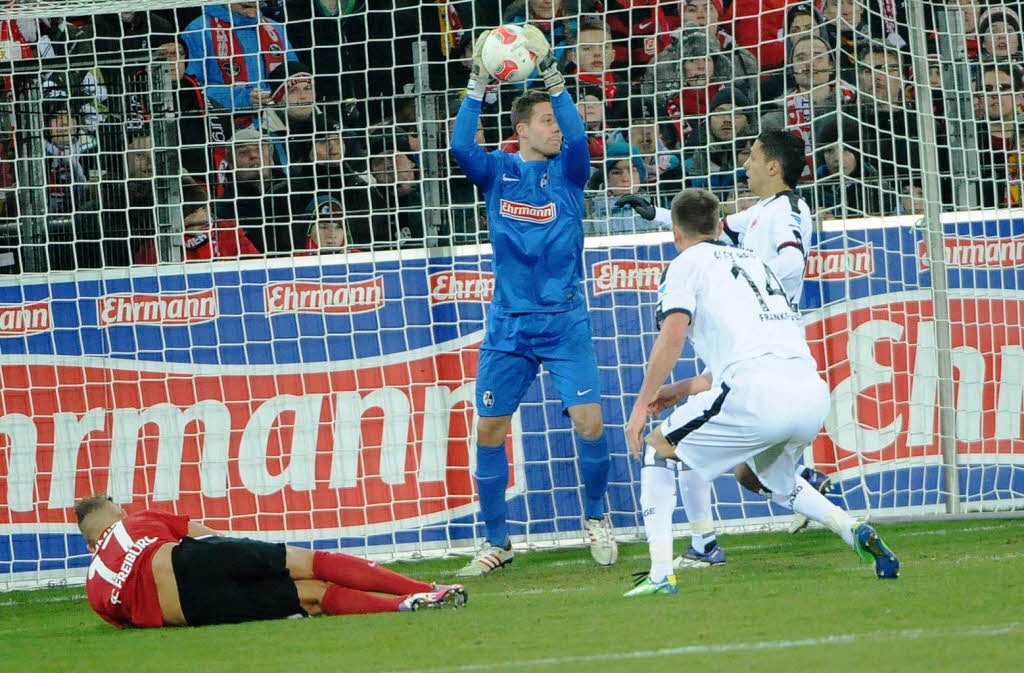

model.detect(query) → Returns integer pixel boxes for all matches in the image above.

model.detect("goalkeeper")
[450,27,617,576]
[77,495,466,629]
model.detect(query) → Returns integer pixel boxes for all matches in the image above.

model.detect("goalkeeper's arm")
[451,30,498,190]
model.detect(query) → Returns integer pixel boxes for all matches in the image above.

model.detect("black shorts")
[171,536,304,626]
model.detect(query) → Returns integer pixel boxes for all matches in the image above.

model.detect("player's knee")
[569,404,603,440]
[476,415,512,446]
[295,579,328,616]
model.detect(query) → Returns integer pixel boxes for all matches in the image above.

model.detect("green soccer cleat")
[852,522,900,579]
[623,571,679,597]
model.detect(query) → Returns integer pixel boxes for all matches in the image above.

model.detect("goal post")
[1,0,1023,591]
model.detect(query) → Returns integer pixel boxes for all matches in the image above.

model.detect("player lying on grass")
[75,495,466,628]
[618,130,835,570]
[622,189,899,597]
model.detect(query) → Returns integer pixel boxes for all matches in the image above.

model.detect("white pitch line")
[0,593,85,609]
[374,622,1023,673]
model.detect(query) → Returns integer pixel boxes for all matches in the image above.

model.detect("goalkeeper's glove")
[467,29,492,100]
[522,24,565,92]
[615,195,656,221]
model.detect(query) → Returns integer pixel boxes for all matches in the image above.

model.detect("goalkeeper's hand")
[615,194,656,221]
[467,29,493,100]
[522,24,564,92]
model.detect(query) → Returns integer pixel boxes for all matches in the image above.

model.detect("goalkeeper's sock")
[321,585,404,615]
[474,442,510,547]
[676,469,716,553]
[577,432,610,520]
[312,551,433,595]
[772,476,856,548]
[642,445,676,581]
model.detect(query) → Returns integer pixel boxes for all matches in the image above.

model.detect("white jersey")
[722,191,812,303]
[656,240,815,384]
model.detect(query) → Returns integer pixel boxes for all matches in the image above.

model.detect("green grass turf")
[1,519,1022,673]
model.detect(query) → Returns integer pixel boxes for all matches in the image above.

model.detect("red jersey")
[85,510,190,629]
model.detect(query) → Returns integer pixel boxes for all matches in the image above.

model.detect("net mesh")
[0,0,1023,590]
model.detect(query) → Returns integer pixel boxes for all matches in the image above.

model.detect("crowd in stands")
[0,0,1020,270]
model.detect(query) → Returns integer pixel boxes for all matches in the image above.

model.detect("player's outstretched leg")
[738,466,900,579]
[624,445,678,597]
[788,466,836,534]
[458,438,515,577]
[673,469,726,570]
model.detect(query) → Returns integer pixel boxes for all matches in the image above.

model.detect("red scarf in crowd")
[577,72,621,108]
[208,15,285,84]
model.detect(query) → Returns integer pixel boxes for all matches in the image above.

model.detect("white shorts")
[659,355,830,496]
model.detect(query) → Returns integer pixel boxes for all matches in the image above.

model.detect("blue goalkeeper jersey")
[450,92,591,314]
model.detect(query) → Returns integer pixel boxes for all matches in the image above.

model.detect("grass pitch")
[2,519,1022,673]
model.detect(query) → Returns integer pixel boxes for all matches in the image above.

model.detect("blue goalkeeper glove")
[522,24,564,93]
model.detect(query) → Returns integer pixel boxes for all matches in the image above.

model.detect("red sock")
[312,551,434,595]
[320,585,405,615]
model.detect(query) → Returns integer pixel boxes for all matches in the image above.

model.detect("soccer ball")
[480,25,537,84]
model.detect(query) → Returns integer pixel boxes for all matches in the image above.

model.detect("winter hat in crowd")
[266,60,314,103]
[180,176,209,220]
[603,142,648,184]
[679,28,714,57]
[710,86,752,111]
[979,5,1021,35]
[232,127,266,144]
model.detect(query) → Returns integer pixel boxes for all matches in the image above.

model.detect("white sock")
[772,476,856,548]
[677,469,715,553]
[642,445,676,580]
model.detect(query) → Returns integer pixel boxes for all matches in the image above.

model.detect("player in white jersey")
[618,131,834,569]
[622,189,899,596]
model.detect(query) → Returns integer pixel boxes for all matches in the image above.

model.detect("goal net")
[0,0,1022,590]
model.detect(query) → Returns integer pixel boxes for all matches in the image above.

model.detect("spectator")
[262,60,317,173]
[281,0,358,104]
[720,0,790,70]
[215,128,291,252]
[785,3,821,45]
[718,169,760,214]
[598,0,680,75]
[764,34,856,182]
[289,114,393,250]
[687,87,758,189]
[979,5,1023,63]
[629,117,679,184]
[947,0,982,60]
[814,116,884,216]
[43,101,97,216]
[565,17,630,128]
[505,0,578,66]
[856,40,908,113]
[574,84,610,162]
[975,63,1024,207]
[181,2,298,112]
[895,174,925,215]
[642,30,728,137]
[93,11,175,57]
[816,0,868,67]
[585,144,658,235]
[364,134,424,246]
[182,177,258,260]
[680,0,762,103]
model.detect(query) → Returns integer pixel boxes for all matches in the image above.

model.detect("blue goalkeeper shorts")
[475,305,602,417]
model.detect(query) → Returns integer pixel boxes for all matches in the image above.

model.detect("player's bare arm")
[625,312,690,459]
[646,374,713,416]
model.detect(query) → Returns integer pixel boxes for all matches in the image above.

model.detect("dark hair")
[74,494,113,525]
[670,188,720,235]
[757,129,806,188]
[511,89,552,130]
[571,16,608,45]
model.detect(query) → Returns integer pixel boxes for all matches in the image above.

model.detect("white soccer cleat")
[455,543,514,577]
[788,513,811,534]
[583,515,618,566]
